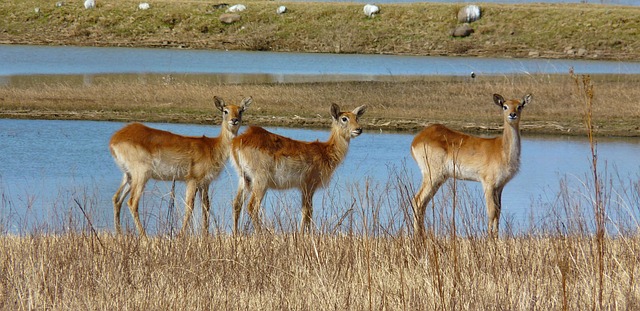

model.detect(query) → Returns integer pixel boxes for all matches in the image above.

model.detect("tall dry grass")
[0,212,638,309]
[0,160,639,309]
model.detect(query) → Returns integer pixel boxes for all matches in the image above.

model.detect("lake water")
[2,45,640,86]
[1,119,638,235]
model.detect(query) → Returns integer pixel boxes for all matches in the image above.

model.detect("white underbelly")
[151,158,190,181]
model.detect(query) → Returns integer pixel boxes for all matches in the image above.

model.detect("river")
[2,45,640,86]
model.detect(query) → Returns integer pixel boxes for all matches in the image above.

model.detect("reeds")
[1,230,638,309]
[0,159,638,309]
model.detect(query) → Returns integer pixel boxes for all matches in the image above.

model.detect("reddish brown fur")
[411,93,532,238]
[231,104,366,234]
[109,96,252,236]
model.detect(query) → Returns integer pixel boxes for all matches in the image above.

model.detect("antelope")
[109,96,252,236]
[231,103,367,234]
[411,93,532,238]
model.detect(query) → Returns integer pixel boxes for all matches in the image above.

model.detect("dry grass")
[1,0,639,60]
[1,222,639,309]
[2,74,640,136]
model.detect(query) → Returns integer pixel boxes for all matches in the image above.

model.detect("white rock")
[84,0,95,9]
[276,5,287,14]
[363,4,379,18]
[226,4,246,13]
[458,5,481,23]
[138,2,150,10]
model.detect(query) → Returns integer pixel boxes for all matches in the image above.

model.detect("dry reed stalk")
[570,68,606,310]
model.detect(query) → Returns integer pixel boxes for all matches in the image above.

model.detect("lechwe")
[411,93,532,238]
[110,96,252,236]
[231,103,367,234]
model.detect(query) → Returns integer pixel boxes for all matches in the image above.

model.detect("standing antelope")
[110,96,252,236]
[411,93,532,238]
[231,103,367,234]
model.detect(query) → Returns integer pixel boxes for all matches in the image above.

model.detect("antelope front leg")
[180,181,198,236]
[200,186,210,235]
[300,189,315,234]
[484,186,503,238]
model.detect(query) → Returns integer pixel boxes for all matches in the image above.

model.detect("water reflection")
[0,119,638,235]
[0,72,446,87]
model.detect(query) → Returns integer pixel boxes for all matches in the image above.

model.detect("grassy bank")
[1,0,639,60]
[2,73,640,136]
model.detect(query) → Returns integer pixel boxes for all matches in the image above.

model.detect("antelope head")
[215,96,252,135]
[330,103,367,138]
[494,93,532,125]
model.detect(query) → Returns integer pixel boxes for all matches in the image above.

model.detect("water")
[2,45,640,86]
[1,119,638,235]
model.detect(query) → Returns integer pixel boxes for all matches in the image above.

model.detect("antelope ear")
[352,105,367,118]
[522,94,532,107]
[241,96,253,111]
[331,103,340,120]
[214,96,226,111]
[493,94,505,107]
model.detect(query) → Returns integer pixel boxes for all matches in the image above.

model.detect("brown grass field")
[1,233,639,310]
[1,0,640,309]
[2,73,640,136]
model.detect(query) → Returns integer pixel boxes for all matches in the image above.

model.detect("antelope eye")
[341,116,348,122]
[223,109,229,115]
[502,105,508,111]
